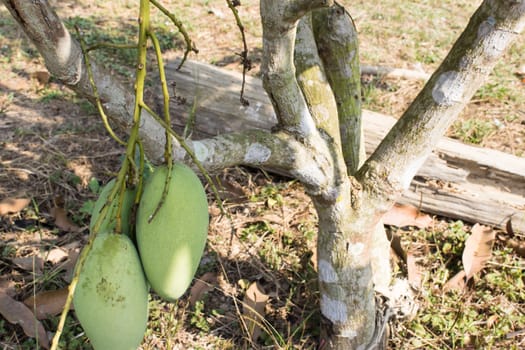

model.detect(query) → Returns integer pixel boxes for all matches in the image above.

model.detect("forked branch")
[358,0,525,206]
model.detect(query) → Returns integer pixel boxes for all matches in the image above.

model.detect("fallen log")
[361,65,430,81]
[160,58,525,232]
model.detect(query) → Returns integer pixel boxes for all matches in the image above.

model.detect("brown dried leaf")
[45,247,69,264]
[388,230,406,262]
[189,272,218,307]
[382,203,433,229]
[217,176,247,201]
[242,281,269,341]
[504,238,525,258]
[31,71,50,85]
[62,248,80,283]
[11,256,45,275]
[497,233,525,259]
[24,288,71,320]
[0,197,30,215]
[463,224,495,279]
[407,253,424,290]
[505,218,514,237]
[0,290,49,349]
[443,270,467,292]
[50,206,82,232]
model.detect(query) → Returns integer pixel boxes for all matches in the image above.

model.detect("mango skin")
[74,232,148,350]
[90,179,136,236]
[136,163,209,301]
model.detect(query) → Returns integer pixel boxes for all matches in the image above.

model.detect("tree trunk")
[3,0,524,349]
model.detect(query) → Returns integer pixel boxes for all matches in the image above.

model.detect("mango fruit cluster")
[74,163,209,349]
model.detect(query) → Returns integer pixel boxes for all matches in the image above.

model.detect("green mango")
[74,232,149,350]
[90,179,136,236]
[136,163,209,301]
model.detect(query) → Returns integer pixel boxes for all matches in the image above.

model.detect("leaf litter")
[0,287,50,349]
[0,1,524,348]
[23,287,72,320]
[242,281,270,342]
[50,206,83,233]
[462,224,495,280]
[0,197,31,216]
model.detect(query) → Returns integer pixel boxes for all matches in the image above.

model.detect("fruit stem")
[50,1,152,349]
[146,30,173,223]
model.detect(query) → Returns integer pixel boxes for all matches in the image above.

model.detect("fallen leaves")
[383,203,433,229]
[0,242,80,346]
[242,281,269,342]
[444,224,495,292]
[0,288,50,349]
[11,256,45,275]
[189,272,218,307]
[0,197,31,215]
[50,206,82,232]
[497,218,525,258]
[24,288,71,320]
[462,224,495,279]
[406,252,424,290]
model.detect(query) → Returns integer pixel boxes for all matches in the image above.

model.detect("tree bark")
[3,1,525,349]
[161,59,525,233]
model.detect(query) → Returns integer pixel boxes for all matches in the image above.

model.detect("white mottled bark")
[4,0,524,349]
[360,0,525,201]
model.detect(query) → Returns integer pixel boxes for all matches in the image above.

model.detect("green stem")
[87,42,137,51]
[146,30,173,223]
[75,27,126,146]
[50,2,152,349]
[139,102,225,215]
[149,0,198,69]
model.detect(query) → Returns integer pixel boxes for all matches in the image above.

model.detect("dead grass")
[0,1,524,349]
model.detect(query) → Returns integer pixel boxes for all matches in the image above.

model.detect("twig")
[147,31,173,223]
[75,26,126,146]
[225,0,251,106]
[149,0,198,70]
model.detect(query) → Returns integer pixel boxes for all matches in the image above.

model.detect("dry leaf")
[189,272,218,307]
[50,206,82,232]
[382,203,433,229]
[31,71,50,85]
[463,224,495,279]
[497,233,525,259]
[387,230,406,262]
[24,288,71,320]
[443,270,467,292]
[0,197,30,215]
[0,290,50,349]
[62,248,81,283]
[242,281,269,341]
[11,256,45,275]
[406,253,424,290]
[504,238,525,258]
[505,218,514,237]
[45,247,69,264]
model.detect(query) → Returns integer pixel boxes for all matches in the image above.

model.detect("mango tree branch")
[284,0,334,22]
[295,15,341,146]
[2,1,139,140]
[1,0,316,177]
[293,15,348,194]
[313,5,365,175]
[260,0,332,137]
[180,130,331,188]
[358,0,525,207]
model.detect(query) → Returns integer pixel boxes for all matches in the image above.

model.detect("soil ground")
[0,1,524,349]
